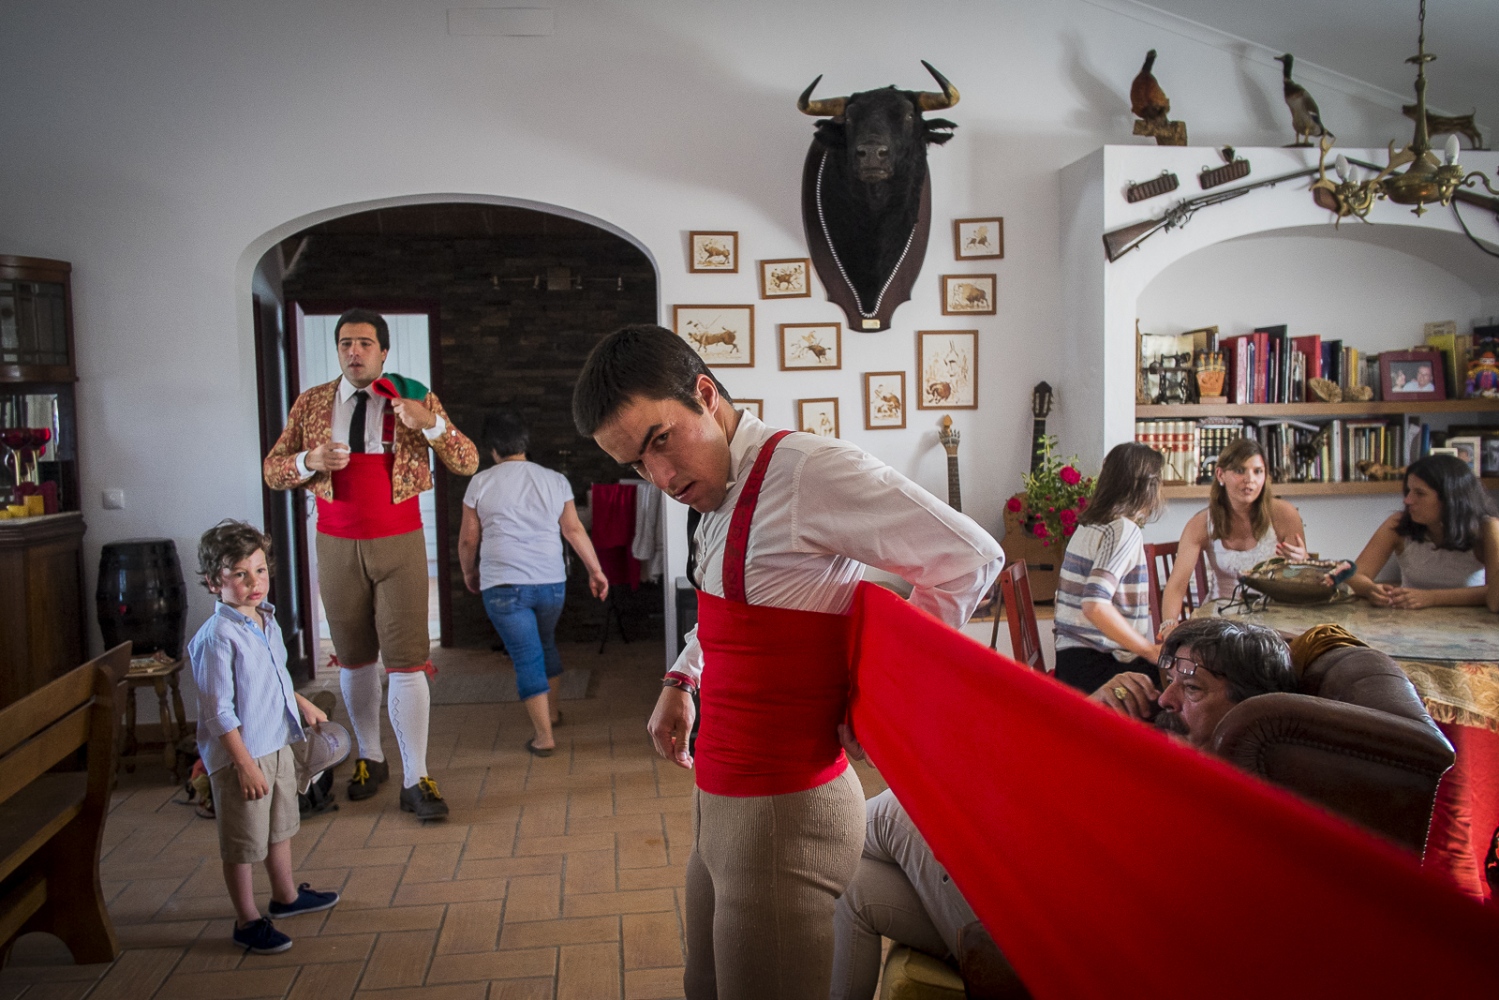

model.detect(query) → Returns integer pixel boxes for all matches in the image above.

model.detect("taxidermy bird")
[1130,49,1170,126]
[1274,53,1332,146]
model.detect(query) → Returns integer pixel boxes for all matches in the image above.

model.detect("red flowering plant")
[1011,436,1096,547]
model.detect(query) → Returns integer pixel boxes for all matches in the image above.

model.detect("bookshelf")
[1161,479,1499,500]
[1138,400,1499,419]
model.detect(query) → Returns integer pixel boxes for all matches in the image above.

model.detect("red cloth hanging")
[847,582,1499,998]
[590,483,640,590]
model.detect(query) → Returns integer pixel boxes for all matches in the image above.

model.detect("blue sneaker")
[268,883,341,918]
[233,917,292,954]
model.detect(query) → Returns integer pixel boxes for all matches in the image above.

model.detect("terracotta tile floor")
[1,638,888,999]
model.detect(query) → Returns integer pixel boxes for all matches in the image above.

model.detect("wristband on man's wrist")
[662,674,697,695]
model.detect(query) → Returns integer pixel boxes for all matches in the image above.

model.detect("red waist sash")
[317,453,421,539]
[694,590,853,796]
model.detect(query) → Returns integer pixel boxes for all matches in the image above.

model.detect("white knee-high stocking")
[386,671,431,786]
[339,665,385,763]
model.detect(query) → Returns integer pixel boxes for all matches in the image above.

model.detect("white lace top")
[1206,526,1279,599]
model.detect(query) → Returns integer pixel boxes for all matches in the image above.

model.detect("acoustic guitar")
[938,415,962,512]
[1001,383,1059,603]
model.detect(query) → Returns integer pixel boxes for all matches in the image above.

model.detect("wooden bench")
[0,642,130,966]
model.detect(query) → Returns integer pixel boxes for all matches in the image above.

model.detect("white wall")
[1,0,1486,651]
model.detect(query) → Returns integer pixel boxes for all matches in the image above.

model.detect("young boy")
[191,519,340,954]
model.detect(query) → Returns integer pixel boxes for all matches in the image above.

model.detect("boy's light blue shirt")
[189,601,304,776]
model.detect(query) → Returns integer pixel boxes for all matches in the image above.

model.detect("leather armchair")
[1211,644,1455,854]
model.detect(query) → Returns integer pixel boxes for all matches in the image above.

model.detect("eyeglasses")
[1158,653,1207,688]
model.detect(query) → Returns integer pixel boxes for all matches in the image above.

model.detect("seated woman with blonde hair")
[1159,438,1306,636]
[1345,454,1499,611]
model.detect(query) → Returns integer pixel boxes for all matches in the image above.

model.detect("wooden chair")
[990,561,1045,672]
[0,643,130,966]
[1143,541,1208,636]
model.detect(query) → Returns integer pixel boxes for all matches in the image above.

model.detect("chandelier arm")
[1462,172,1499,198]
[1450,200,1499,259]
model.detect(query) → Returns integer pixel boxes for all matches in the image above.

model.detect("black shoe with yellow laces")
[347,757,389,801]
[399,776,449,820]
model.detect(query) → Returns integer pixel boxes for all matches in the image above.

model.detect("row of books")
[1138,326,1372,405]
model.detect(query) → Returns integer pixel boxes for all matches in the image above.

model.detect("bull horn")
[915,60,959,112]
[798,75,848,117]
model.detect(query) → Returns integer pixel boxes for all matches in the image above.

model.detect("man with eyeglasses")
[830,617,1297,999]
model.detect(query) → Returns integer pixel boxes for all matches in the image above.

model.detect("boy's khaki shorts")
[209,745,300,865]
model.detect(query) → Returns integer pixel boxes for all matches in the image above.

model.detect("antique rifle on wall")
[938,415,962,512]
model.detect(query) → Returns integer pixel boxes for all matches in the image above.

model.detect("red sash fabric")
[848,582,1499,996]
[317,453,421,539]
[693,429,853,797]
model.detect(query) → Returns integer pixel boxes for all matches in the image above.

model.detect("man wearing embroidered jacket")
[573,325,1001,1000]
[264,309,478,820]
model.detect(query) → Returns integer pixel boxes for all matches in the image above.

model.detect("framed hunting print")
[779,322,842,370]
[673,305,755,367]
[941,274,996,316]
[689,231,738,273]
[737,398,764,420]
[917,330,977,410]
[953,217,1003,259]
[759,258,811,298]
[863,372,906,429]
[798,398,840,439]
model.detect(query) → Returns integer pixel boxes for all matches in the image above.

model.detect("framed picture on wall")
[737,398,764,420]
[941,274,997,315]
[1379,349,1446,400]
[953,217,1004,259]
[689,231,738,273]
[1447,435,1483,477]
[917,331,977,409]
[798,398,839,438]
[759,258,811,298]
[779,323,842,370]
[673,305,754,367]
[863,372,906,429]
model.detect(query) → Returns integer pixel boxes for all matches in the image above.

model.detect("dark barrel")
[96,538,188,657]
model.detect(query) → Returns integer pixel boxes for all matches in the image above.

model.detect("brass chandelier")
[1312,0,1497,223]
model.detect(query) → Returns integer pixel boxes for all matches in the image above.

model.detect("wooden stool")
[120,656,187,780]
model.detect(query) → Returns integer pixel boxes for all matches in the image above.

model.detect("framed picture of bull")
[689,231,739,273]
[917,330,977,410]
[779,323,842,370]
[863,372,907,429]
[759,258,811,298]
[940,274,996,316]
[953,217,1003,259]
[798,398,840,439]
[737,398,763,420]
[673,305,754,367]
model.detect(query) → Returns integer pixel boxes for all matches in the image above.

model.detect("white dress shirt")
[673,410,1003,683]
[294,375,447,480]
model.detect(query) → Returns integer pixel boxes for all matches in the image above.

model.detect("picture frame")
[798,398,840,439]
[758,258,811,298]
[673,304,755,367]
[1482,435,1499,477]
[737,398,763,421]
[1429,447,1460,459]
[953,217,1004,259]
[1379,349,1446,400]
[1447,435,1483,477]
[940,274,997,315]
[778,322,842,370]
[917,331,978,410]
[689,231,738,273]
[863,372,907,429]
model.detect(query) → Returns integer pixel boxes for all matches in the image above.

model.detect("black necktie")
[348,390,369,454]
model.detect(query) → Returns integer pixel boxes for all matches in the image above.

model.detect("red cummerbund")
[317,453,422,539]
[693,589,855,797]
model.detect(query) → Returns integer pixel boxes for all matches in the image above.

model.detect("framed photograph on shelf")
[917,330,977,409]
[737,398,763,420]
[940,274,996,315]
[689,231,738,273]
[798,398,839,438]
[673,305,754,367]
[778,322,842,370]
[759,258,811,298]
[1447,435,1483,477]
[953,217,1004,259]
[1379,349,1446,400]
[1483,435,1499,477]
[862,372,906,429]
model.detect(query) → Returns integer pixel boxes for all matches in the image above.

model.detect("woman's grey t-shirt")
[463,461,573,589]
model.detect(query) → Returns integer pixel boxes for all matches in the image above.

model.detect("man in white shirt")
[572,324,1002,1000]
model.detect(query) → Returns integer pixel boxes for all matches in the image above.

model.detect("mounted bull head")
[799,61,959,331]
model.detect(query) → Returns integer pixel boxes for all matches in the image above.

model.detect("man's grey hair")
[1159,617,1298,702]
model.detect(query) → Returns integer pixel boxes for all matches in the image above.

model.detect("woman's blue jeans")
[480,582,566,701]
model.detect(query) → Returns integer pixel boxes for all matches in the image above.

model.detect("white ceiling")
[1134,0,1498,133]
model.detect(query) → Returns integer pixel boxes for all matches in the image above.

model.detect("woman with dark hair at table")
[1345,454,1499,612]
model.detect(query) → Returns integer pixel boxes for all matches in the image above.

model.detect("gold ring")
[1112,686,1129,702]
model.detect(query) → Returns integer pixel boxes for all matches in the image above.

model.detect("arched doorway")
[251,200,660,677]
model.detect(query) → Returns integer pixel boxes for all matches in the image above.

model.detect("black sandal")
[525,738,554,758]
